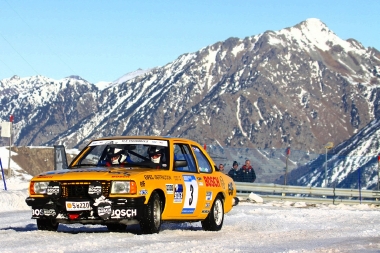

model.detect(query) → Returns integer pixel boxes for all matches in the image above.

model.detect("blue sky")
[1,0,379,84]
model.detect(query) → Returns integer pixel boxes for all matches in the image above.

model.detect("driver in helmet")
[111,148,127,165]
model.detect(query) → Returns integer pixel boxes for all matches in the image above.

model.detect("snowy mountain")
[0,18,379,157]
[94,68,153,90]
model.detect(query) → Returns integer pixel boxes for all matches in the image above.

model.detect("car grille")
[61,181,111,198]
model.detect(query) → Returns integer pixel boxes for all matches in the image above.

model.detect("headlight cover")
[31,181,49,195]
[111,181,137,194]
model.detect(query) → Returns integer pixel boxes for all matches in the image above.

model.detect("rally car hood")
[33,166,157,181]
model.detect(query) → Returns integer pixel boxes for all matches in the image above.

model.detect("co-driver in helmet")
[148,146,164,164]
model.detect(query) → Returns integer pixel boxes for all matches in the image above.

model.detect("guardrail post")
[358,166,362,204]
[0,158,7,191]
[332,182,336,205]
[378,153,380,193]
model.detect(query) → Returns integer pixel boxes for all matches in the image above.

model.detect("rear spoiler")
[54,145,68,170]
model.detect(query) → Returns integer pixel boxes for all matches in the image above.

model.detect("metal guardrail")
[235,182,380,205]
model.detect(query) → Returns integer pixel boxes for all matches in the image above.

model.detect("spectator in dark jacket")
[240,159,256,183]
[228,161,242,181]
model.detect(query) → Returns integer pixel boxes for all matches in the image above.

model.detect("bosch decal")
[203,176,221,187]
[32,209,56,217]
[111,209,137,218]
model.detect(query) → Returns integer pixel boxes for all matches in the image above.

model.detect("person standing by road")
[228,161,242,182]
[240,159,256,183]
[218,164,225,173]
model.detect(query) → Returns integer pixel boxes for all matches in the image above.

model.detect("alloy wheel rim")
[153,198,161,227]
[214,199,223,225]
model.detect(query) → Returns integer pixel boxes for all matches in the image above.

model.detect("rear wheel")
[106,223,127,232]
[140,192,162,234]
[36,219,59,231]
[201,195,224,231]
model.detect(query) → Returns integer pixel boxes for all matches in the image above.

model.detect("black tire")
[106,223,127,232]
[36,219,59,231]
[201,195,224,231]
[140,192,162,234]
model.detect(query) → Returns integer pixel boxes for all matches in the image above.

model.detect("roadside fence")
[235,182,380,205]
[207,146,380,190]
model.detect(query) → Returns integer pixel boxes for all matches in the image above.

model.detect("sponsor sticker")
[139,189,148,195]
[206,191,212,201]
[88,185,102,195]
[90,139,168,146]
[154,175,171,180]
[97,205,112,217]
[166,184,174,194]
[111,209,137,218]
[174,184,183,203]
[43,209,57,216]
[47,186,60,195]
[220,176,225,189]
[228,182,234,196]
[144,175,154,180]
[203,176,221,187]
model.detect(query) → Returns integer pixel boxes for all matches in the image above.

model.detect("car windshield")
[70,139,170,169]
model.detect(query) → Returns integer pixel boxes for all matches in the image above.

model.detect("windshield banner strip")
[89,139,168,147]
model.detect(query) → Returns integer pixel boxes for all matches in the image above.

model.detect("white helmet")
[112,148,126,164]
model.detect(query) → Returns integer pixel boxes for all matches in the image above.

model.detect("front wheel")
[201,195,224,231]
[36,219,59,231]
[140,191,162,234]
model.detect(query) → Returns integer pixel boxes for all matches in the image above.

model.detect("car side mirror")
[214,165,220,172]
[174,160,187,168]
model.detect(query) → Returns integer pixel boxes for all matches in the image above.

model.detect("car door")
[190,145,214,216]
[164,143,204,219]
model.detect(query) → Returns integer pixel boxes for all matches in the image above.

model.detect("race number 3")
[181,175,198,214]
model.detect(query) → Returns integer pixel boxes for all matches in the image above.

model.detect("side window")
[192,146,212,173]
[173,144,197,172]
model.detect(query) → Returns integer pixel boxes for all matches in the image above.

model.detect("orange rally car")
[25,136,239,234]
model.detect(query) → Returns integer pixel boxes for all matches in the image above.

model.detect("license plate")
[66,201,91,211]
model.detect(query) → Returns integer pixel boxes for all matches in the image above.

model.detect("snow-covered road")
[0,189,379,253]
